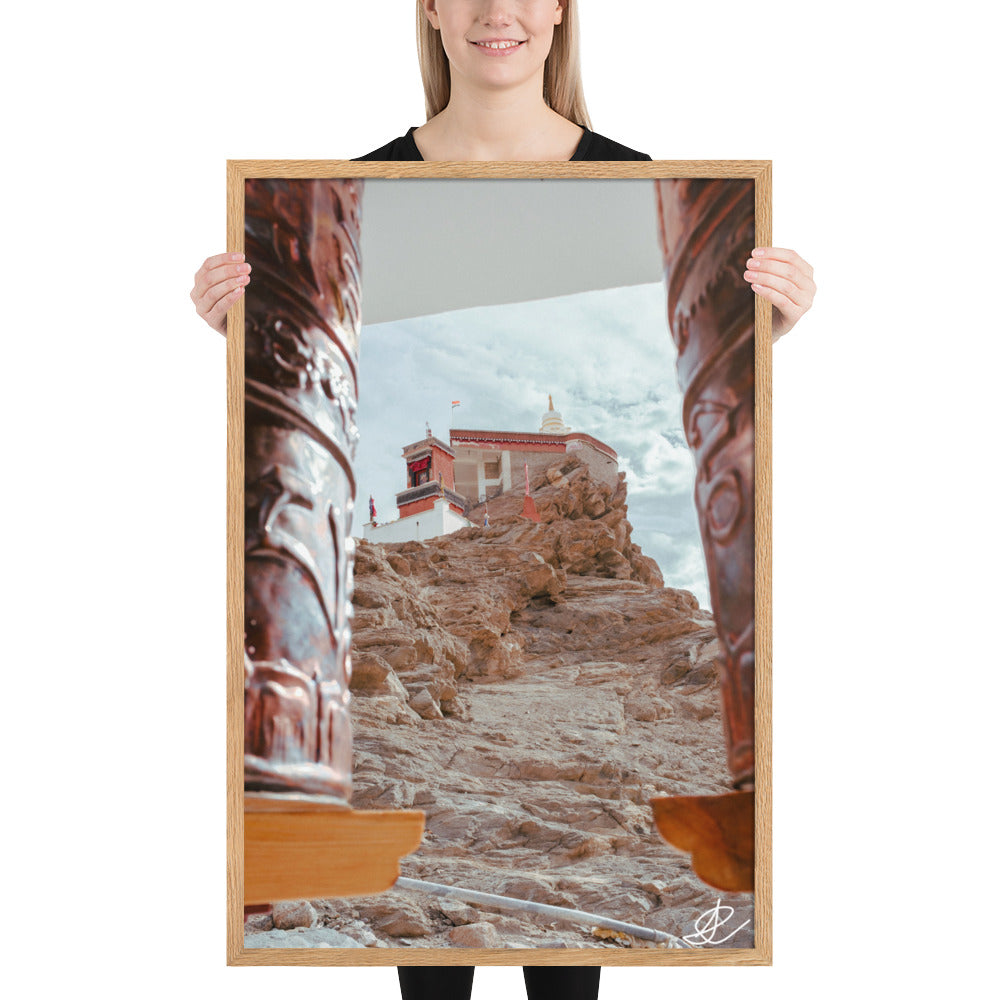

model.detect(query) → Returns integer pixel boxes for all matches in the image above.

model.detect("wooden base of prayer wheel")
[244,796,425,904]
[651,791,754,893]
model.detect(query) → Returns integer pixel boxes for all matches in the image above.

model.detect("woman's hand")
[190,252,251,336]
[744,248,815,342]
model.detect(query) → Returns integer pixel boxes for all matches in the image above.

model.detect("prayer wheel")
[656,179,756,788]
[242,179,362,801]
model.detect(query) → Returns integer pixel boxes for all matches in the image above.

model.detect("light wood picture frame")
[227,160,772,967]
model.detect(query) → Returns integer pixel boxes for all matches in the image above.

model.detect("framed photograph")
[227,160,772,966]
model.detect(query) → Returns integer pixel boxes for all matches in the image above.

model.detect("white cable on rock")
[393,876,691,947]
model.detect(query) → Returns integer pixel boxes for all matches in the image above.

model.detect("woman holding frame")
[192,0,815,336]
[195,3,815,997]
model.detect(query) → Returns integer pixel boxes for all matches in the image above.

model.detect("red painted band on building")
[450,429,618,461]
[397,496,437,518]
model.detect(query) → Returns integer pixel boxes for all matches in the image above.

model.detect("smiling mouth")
[471,39,526,51]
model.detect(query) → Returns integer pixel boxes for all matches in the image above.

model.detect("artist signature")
[683,899,751,946]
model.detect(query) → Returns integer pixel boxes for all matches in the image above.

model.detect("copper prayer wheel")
[656,179,756,788]
[243,179,363,801]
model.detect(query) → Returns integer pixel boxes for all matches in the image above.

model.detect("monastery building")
[363,398,618,544]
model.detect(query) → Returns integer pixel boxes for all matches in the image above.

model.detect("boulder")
[448,922,503,948]
[271,900,316,930]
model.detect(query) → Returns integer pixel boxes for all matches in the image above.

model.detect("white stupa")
[539,395,570,435]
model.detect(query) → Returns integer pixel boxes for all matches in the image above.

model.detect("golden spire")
[540,396,568,435]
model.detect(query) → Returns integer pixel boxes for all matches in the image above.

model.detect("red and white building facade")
[363,399,618,544]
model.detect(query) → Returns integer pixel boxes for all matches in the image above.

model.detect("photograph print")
[232,163,767,964]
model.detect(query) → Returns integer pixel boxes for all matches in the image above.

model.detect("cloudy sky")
[354,283,710,609]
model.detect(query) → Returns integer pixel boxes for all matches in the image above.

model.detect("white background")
[3,1,996,996]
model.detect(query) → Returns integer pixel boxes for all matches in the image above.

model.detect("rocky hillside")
[245,456,754,951]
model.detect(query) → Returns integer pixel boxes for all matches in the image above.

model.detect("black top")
[354,126,651,161]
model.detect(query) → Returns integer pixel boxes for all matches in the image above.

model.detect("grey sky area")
[355,284,710,609]
[359,178,663,325]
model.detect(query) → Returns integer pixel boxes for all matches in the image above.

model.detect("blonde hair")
[415,1,592,129]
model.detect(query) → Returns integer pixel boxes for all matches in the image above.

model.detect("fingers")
[196,251,246,277]
[743,246,816,341]
[190,252,251,335]
[204,283,250,335]
[744,264,801,302]
[749,246,814,280]
[744,259,812,310]
[749,280,801,341]
[192,254,251,297]
[750,280,798,317]
[745,252,814,293]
